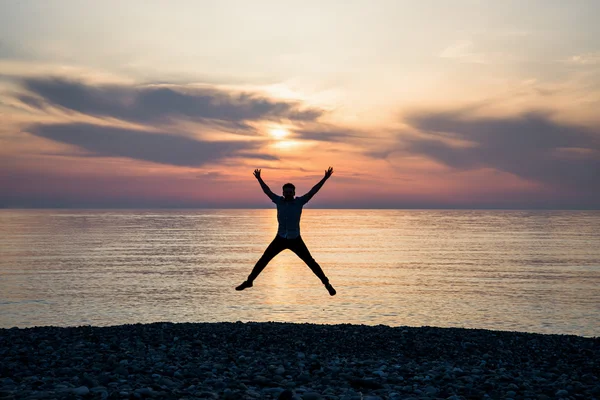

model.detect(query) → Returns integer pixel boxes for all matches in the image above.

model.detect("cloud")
[401,111,600,194]
[20,77,323,124]
[196,171,228,180]
[28,123,277,167]
[291,128,363,143]
[17,94,46,110]
[7,75,338,167]
[439,40,487,64]
[565,52,600,66]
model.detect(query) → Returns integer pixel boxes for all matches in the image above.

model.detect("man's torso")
[274,197,306,239]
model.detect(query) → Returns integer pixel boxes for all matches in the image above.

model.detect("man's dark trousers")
[247,235,329,284]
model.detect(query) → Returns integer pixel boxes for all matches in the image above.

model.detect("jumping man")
[235,167,336,296]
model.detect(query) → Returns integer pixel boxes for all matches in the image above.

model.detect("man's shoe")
[235,281,253,291]
[325,283,336,296]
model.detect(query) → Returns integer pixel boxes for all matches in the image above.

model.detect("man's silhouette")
[236,167,336,296]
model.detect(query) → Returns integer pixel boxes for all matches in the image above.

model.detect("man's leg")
[237,236,286,290]
[289,236,335,295]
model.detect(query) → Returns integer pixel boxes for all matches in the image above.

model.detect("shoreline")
[1,322,598,399]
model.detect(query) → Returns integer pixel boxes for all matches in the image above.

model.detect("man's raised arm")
[301,167,334,203]
[254,169,279,202]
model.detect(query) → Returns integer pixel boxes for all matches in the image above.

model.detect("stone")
[302,392,322,400]
[71,386,89,396]
[263,387,284,396]
[157,377,176,387]
[424,385,439,395]
[278,389,295,400]
[134,387,153,396]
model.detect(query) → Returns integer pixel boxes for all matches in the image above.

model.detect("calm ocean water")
[0,209,598,337]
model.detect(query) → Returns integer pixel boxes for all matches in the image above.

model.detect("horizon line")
[1,206,599,211]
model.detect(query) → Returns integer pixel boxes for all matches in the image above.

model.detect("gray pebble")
[0,322,597,400]
[71,386,89,396]
[278,389,295,400]
[302,392,322,400]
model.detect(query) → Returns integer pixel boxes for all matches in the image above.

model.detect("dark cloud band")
[21,78,322,124]
[403,111,600,193]
[29,123,277,167]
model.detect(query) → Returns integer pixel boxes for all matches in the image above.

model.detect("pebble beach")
[0,322,598,400]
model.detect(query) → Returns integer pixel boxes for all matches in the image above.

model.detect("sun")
[267,126,302,151]
[269,128,289,140]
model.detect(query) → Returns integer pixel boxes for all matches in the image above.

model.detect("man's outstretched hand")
[324,167,334,179]
[254,169,261,180]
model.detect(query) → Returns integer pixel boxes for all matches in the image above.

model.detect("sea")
[0,209,598,337]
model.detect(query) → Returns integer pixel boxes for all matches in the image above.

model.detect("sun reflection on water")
[0,209,599,336]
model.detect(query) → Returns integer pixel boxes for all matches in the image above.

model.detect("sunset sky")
[1,0,599,208]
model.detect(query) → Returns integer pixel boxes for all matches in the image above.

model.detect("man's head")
[282,183,295,200]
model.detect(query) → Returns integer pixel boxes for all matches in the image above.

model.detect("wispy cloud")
[291,128,364,143]
[439,40,488,64]
[2,75,346,168]
[401,110,600,194]
[28,123,277,167]
[20,77,323,125]
[564,52,600,66]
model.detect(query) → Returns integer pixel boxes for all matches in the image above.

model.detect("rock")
[213,379,226,390]
[0,322,597,400]
[71,386,89,396]
[157,377,176,387]
[196,392,218,399]
[90,387,109,399]
[278,389,295,400]
[80,374,97,388]
[134,387,153,396]
[348,377,384,390]
[222,389,244,400]
[302,392,322,400]
[263,387,284,397]
[424,385,438,395]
